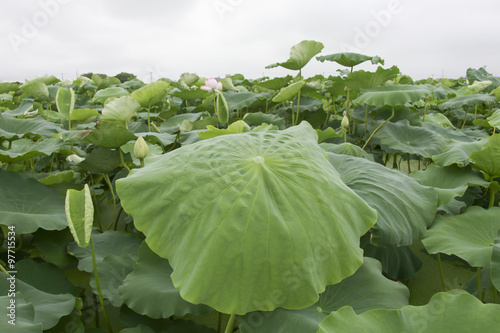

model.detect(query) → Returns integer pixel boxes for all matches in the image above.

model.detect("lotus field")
[2,40,500,332]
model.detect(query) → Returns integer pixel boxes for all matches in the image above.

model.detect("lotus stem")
[89,174,103,232]
[364,105,369,135]
[461,108,469,130]
[103,174,116,228]
[0,263,8,274]
[407,153,411,173]
[477,267,482,301]
[224,314,236,333]
[295,89,301,126]
[362,107,395,150]
[119,149,131,173]
[147,102,152,132]
[90,237,112,332]
[474,105,478,120]
[139,158,145,168]
[494,288,498,304]
[489,188,496,209]
[437,253,447,291]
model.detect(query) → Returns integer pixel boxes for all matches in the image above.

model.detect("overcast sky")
[1,0,499,83]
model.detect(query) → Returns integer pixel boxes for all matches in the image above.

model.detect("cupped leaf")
[422,206,500,267]
[317,290,500,333]
[119,242,211,318]
[353,85,433,107]
[320,142,368,158]
[316,52,384,67]
[238,257,408,333]
[266,40,324,71]
[469,134,500,179]
[130,80,169,107]
[21,81,50,102]
[198,120,250,139]
[410,164,490,207]
[256,75,293,90]
[116,122,377,314]
[243,112,286,129]
[101,96,141,123]
[159,113,203,134]
[0,293,43,332]
[439,93,496,109]
[0,171,67,234]
[215,91,229,123]
[26,74,60,85]
[93,86,129,104]
[83,121,137,148]
[327,153,437,246]
[0,114,63,140]
[3,99,33,117]
[345,66,399,91]
[222,91,272,111]
[431,137,488,167]
[65,184,93,248]
[55,87,75,119]
[375,120,447,158]
[69,108,99,121]
[0,138,65,163]
[272,80,305,102]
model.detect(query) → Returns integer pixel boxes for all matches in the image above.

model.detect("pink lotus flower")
[201,78,222,92]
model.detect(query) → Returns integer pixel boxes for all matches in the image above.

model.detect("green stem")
[477,267,482,301]
[489,187,496,209]
[147,102,152,132]
[90,237,112,332]
[30,158,36,178]
[323,106,331,129]
[407,153,411,173]
[362,107,395,150]
[140,158,145,168]
[422,100,428,122]
[224,314,236,333]
[0,263,8,274]
[474,105,478,120]
[89,174,103,232]
[295,89,301,126]
[364,105,369,135]
[437,253,447,291]
[119,149,131,173]
[103,174,116,229]
[345,88,351,134]
[461,108,469,130]
[494,287,498,304]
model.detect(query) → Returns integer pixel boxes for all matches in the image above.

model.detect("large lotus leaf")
[119,242,211,318]
[222,91,272,110]
[238,257,408,333]
[467,67,500,90]
[315,127,346,143]
[101,96,141,123]
[423,112,455,128]
[26,74,60,86]
[0,138,65,163]
[316,52,384,68]
[0,82,20,94]
[243,112,286,129]
[16,259,77,296]
[171,88,210,100]
[410,164,490,206]
[3,99,33,117]
[439,94,496,109]
[198,120,250,139]
[0,272,75,329]
[469,134,500,179]
[38,170,74,186]
[90,253,136,307]
[159,113,203,134]
[130,81,169,107]
[93,86,129,104]
[65,184,94,248]
[0,114,63,140]
[272,80,305,102]
[375,120,447,158]
[422,122,478,142]
[69,108,100,121]
[422,206,500,268]
[317,290,500,333]
[32,229,76,267]
[327,153,437,246]
[55,87,75,119]
[487,109,500,130]
[491,229,500,291]
[345,66,399,91]
[0,171,67,234]
[21,81,49,102]
[432,137,488,167]
[83,121,137,148]
[77,147,131,174]
[134,132,176,146]
[320,143,368,158]
[180,72,199,86]
[0,293,42,332]
[266,40,324,71]
[68,230,142,272]
[256,75,293,90]
[466,80,493,95]
[353,85,433,107]
[116,122,377,314]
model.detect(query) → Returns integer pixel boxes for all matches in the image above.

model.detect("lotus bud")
[134,136,149,160]
[341,111,349,129]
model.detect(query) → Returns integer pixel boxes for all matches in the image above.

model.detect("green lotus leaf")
[69,108,99,121]
[118,242,211,318]
[32,229,76,267]
[77,147,131,174]
[0,272,75,330]
[266,40,324,71]
[467,67,500,91]
[93,86,129,104]
[256,75,293,90]
[26,74,60,86]
[38,170,74,186]
[272,80,306,102]
[316,52,384,68]
[238,257,408,333]
[55,87,75,120]
[21,81,50,102]
[439,94,496,109]
[0,138,65,163]
[320,142,368,158]
[171,88,211,100]
[116,122,377,314]
[345,66,399,91]
[0,171,67,234]
[134,132,176,146]
[68,230,142,272]
[422,122,479,142]
[0,114,63,140]
[0,82,20,94]
[130,81,169,107]
[423,112,455,128]
[159,113,203,134]
[422,206,500,267]
[243,112,286,129]
[327,152,437,246]
[410,164,490,206]
[491,229,500,291]
[487,109,500,130]
[317,290,500,333]
[3,99,34,117]
[15,259,77,296]
[101,96,141,123]
[0,93,13,101]
[431,137,488,167]
[315,127,346,143]
[216,91,229,123]
[65,184,93,248]
[198,120,250,139]
[375,120,447,158]
[469,134,500,179]
[83,121,137,148]
[180,72,199,86]
[0,293,42,332]
[353,85,433,107]
[90,253,136,307]
[222,91,272,111]
[466,80,493,95]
